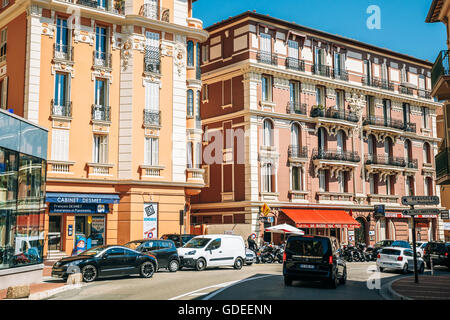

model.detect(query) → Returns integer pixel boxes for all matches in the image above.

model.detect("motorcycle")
[273,244,285,264]
[259,244,276,263]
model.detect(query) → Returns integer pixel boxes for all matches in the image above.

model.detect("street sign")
[441,210,450,220]
[374,204,385,217]
[402,208,440,216]
[261,203,271,217]
[401,196,439,206]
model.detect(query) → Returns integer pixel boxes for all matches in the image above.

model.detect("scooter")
[274,244,285,264]
[259,244,275,263]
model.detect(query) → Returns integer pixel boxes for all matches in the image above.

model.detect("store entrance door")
[48,216,62,251]
[75,216,105,250]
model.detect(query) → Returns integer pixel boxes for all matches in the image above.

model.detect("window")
[368,135,376,156]
[292,166,302,191]
[260,32,271,54]
[369,174,375,194]
[186,142,193,168]
[202,84,209,101]
[187,41,194,67]
[336,90,345,110]
[406,176,414,196]
[145,31,160,73]
[338,171,345,193]
[54,73,68,112]
[336,130,345,153]
[261,75,272,102]
[403,103,410,124]
[207,239,221,250]
[289,81,300,105]
[422,107,429,129]
[263,119,273,146]
[95,26,107,59]
[196,91,201,121]
[143,0,158,19]
[55,18,68,53]
[383,99,391,124]
[0,28,6,62]
[144,137,159,166]
[401,65,408,83]
[381,61,388,81]
[419,74,426,90]
[187,89,194,117]
[314,47,325,66]
[107,248,125,256]
[364,60,371,79]
[195,142,201,166]
[202,44,209,63]
[423,142,431,164]
[319,169,327,192]
[51,129,69,161]
[386,175,394,195]
[405,139,412,162]
[318,127,326,152]
[1,0,9,8]
[425,177,433,196]
[93,135,108,164]
[0,76,8,110]
[262,163,273,192]
[145,81,159,111]
[384,138,393,158]
[366,95,375,118]
[291,123,300,148]
[334,52,346,73]
[316,86,324,106]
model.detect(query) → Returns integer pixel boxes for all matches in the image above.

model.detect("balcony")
[312,64,332,78]
[74,0,124,14]
[288,190,309,201]
[367,194,399,205]
[404,122,416,133]
[332,69,349,81]
[257,51,277,66]
[311,107,359,137]
[316,192,353,203]
[91,105,111,122]
[186,165,205,184]
[139,3,170,22]
[418,89,432,99]
[53,44,74,64]
[311,108,358,123]
[140,165,164,178]
[93,51,112,69]
[285,57,305,72]
[288,145,308,163]
[313,149,360,163]
[144,46,161,74]
[286,102,307,115]
[363,115,405,130]
[51,100,72,119]
[87,162,114,177]
[436,148,450,185]
[361,76,395,91]
[431,50,450,100]
[143,110,161,127]
[186,17,203,29]
[399,84,414,96]
[365,154,406,167]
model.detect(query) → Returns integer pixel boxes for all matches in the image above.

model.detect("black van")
[283,235,347,289]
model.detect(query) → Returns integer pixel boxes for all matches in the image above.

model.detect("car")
[391,240,411,249]
[245,248,256,266]
[124,239,181,272]
[177,234,246,271]
[160,234,196,248]
[423,242,450,269]
[51,245,158,282]
[372,240,395,258]
[376,247,425,274]
[415,242,427,257]
[283,235,346,289]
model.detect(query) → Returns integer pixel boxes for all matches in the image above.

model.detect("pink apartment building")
[191,11,445,246]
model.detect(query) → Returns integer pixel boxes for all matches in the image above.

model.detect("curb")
[28,283,85,300]
[379,275,412,300]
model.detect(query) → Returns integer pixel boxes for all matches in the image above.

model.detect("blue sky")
[193,0,445,63]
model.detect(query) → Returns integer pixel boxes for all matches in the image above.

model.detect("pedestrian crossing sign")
[261,203,271,216]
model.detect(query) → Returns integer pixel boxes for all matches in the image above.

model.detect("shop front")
[45,193,120,256]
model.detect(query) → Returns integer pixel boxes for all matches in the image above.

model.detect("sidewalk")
[388,275,450,300]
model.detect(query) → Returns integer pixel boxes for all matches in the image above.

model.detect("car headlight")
[186,250,196,255]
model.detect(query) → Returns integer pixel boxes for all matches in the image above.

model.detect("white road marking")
[168,280,238,300]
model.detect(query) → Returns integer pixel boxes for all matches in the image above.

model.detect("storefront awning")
[282,209,360,229]
[45,193,120,204]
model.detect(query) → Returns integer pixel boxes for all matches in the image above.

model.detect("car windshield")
[286,237,330,257]
[381,248,401,255]
[392,241,409,248]
[124,242,143,250]
[375,240,393,248]
[80,246,108,256]
[183,238,211,249]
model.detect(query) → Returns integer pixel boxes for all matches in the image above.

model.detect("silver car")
[245,248,256,266]
[376,247,425,274]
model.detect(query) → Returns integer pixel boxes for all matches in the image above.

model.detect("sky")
[192,0,445,63]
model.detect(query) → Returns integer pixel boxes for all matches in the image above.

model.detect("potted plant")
[311,104,324,117]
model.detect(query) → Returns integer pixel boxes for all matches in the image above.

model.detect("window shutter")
[1,76,7,109]
[288,40,298,58]
[261,33,271,53]
[51,129,69,161]
[152,138,159,166]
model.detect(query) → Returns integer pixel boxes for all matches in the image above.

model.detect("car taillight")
[445,252,448,257]
[377,254,381,259]
[329,256,333,264]
[397,256,403,261]
[423,250,427,256]
[283,251,286,262]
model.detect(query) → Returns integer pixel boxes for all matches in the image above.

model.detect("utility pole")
[410,204,419,284]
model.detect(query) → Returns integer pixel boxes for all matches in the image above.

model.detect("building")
[426,0,450,241]
[0,0,208,258]
[191,11,444,246]
[0,108,48,290]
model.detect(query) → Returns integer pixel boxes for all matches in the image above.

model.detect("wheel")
[195,258,206,271]
[81,265,98,283]
[168,259,180,272]
[140,261,155,278]
[284,276,292,286]
[234,257,244,270]
[339,267,347,285]
[265,255,274,263]
[419,263,425,274]
[402,263,409,274]
[328,271,338,289]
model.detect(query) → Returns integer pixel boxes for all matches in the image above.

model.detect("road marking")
[189,292,209,296]
[168,280,238,300]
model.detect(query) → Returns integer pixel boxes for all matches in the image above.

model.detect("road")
[46,262,409,300]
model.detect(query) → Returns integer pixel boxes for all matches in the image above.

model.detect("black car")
[423,241,450,269]
[124,239,180,272]
[283,235,346,289]
[51,245,158,282]
[161,234,196,248]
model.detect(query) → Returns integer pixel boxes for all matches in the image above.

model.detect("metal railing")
[432,50,450,90]
[93,51,112,69]
[91,104,111,122]
[51,100,72,118]
[143,110,161,126]
[361,76,395,91]
[288,145,308,159]
[310,107,358,123]
[332,68,349,81]
[139,3,170,22]
[404,122,417,133]
[286,102,307,115]
[312,148,360,162]
[365,154,406,167]
[257,51,278,66]
[418,89,432,99]
[312,64,332,77]
[285,57,305,72]
[406,158,418,169]
[399,85,414,96]
[53,43,74,62]
[362,115,405,130]
[144,46,161,74]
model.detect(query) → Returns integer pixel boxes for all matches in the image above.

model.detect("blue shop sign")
[46,193,120,204]
[49,203,110,214]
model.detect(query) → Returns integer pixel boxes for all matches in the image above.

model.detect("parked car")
[391,240,411,249]
[283,235,346,289]
[161,234,196,248]
[376,247,425,274]
[245,248,256,266]
[51,245,158,282]
[372,240,395,258]
[124,239,180,272]
[177,234,246,271]
[423,242,450,269]
[415,242,427,257]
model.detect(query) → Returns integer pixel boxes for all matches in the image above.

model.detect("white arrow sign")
[401,196,439,206]
[402,209,441,216]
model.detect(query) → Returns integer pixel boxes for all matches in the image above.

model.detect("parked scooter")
[274,244,285,264]
[259,243,276,263]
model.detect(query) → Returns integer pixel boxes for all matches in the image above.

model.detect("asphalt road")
[46,262,408,300]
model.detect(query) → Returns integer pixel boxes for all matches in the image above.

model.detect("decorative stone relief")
[300,82,315,95]
[326,88,336,100]
[273,77,289,90]
[391,101,403,113]
[173,41,186,77]
[41,22,55,38]
[121,38,133,71]
[91,69,113,84]
[51,63,75,78]
[74,27,95,45]
[243,71,261,82]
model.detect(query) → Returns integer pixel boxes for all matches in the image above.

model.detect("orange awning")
[282,209,360,229]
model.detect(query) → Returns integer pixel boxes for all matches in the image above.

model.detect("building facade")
[0,0,207,257]
[427,0,450,241]
[192,12,444,246]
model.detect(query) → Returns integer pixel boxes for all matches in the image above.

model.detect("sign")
[261,203,271,217]
[348,230,355,236]
[416,223,428,228]
[49,203,109,214]
[250,233,256,240]
[385,212,437,218]
[374,204,385,217]
[46,193,120,204]
[369,230,375,236]
[87,216,92,224]
[143,203,158,239]
[68,224,73,237]
[402,209,440,216]
[443,222,450,230]
[259,216,274,223]
[441,210,450,220]
[297,223,358,228]
[401,196,439,206]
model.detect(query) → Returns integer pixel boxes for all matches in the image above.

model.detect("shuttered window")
[145,137,159,166]
[51,129,69,161]
[145,81,159,111]
[0,76,7,109]
[0,29,6,62]
[93,135,108,164]
[260,32,271,53]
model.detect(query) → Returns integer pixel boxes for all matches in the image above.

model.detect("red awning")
[282,209,360,229]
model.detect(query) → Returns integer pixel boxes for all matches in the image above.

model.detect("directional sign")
[401,196,439,206]
[402,208,441,216]
[261,203,271,217]
[441,210,450,220]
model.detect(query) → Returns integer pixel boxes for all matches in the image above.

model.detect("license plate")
[300,264,314,269]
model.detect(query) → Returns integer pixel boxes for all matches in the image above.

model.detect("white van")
[177,234,246,271]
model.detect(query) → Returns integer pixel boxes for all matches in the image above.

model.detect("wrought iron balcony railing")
[53,43,74,62]
[257,51,278,66]
[139,3,170,22]
[332,68,349,81]
[312,148,360,163]
[285,57,305,72]
[363,115,405,130]
[361,76,395,91]
[406,158,418,169]
[312,64,332,78]
[404,122,417,133]
[93,51,112,69]
[91,104,111,122]
[288,145,308,159]
[286,102,307,115]
[399,85,414,96]
[432,50,450,90]
[311,107,358,123]
[144,46,161,74]
[365,154,406,167]
[143,109,161,126]
[418,89,432,99]
[51,100,72,118]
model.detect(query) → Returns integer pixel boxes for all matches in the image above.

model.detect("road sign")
[441,210,450,220]
[401,196,439,206]
[402,208,440,216]
[261,203,271,216]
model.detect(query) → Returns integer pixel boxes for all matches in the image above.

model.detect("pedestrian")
[247,235,257,252]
